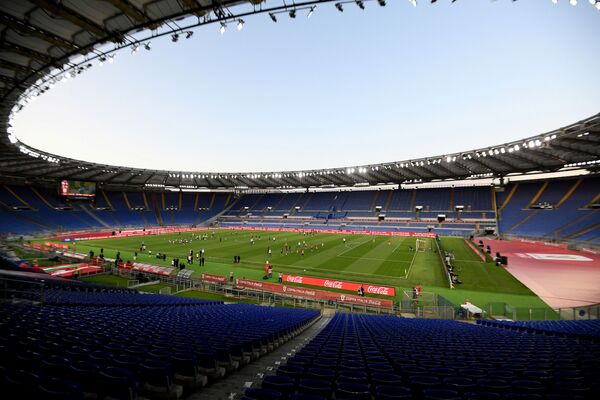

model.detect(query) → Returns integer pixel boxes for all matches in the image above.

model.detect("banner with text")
[282,274,395,297]
[235,278,393,308]
[201,273,228,284]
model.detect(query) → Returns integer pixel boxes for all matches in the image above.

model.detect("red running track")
[481,239,600,309]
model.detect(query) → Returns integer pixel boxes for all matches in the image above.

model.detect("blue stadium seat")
[243,387,283,400]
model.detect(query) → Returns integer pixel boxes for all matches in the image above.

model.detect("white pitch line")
[336,237,373,257]
[337,255,411,264]
[404,241,420,279]
[390,237,406,254]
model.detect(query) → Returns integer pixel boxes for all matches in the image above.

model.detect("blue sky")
[12,0,600,172]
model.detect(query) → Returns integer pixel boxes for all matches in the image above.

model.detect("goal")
[159,287,172,295]
[416,238,428,252]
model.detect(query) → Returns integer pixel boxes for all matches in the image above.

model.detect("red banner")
[223,226,436,238]
[282,274,395,297]
[201,273,228,284]
[235,278,393,308]
[44,241,69,249]
[51,227,213,242]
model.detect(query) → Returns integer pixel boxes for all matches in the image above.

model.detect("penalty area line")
[404,247,419,279]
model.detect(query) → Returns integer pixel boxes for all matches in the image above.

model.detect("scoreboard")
[59,180,96,198]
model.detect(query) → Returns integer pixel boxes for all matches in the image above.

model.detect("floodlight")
[335,3,344,12]
[171,33,179,42]
[269,13,277,22]
[307,6,315,18]
[98,56,106,66]
[356,1,365,10]
[410,0,417,7]
[570,0,577,5]
[237,19,244,31]
[379,0,386,6]
[185,31,194,39]
[144,42,151,50]
[289,9,296,18]
[108,54,115,63]
[220,22,227,34]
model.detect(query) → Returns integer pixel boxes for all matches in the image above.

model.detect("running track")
[481,239,600,309]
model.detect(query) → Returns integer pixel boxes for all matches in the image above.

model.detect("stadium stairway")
[152,193,164,226]
[189,315,330,400]
[78,203,111,228]
[567,221,600,241]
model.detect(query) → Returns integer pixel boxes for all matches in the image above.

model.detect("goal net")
[416,238,428,252]
[159,287,172,295]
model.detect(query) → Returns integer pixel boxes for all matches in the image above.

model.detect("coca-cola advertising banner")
[282,274,395,297]
[235,278,393,309]
[201,273,228,283]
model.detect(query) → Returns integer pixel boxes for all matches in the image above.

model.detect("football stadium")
[0,1,599,399]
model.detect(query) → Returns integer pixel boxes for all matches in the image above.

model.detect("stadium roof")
[1,0,599,190]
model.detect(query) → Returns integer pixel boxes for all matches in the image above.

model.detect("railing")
[554,303,600,320]
[482,302,559,321]
[500,234,600,252]
[0,277,46,305]
[111,269,450,316]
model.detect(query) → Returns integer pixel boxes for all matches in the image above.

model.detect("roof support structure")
[0,11,78,51]
[30,0,114,39]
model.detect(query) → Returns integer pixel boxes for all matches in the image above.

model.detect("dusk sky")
[12,0,600,173]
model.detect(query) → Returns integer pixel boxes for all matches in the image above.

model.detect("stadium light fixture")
[220,22,227,34]
[335,3,344,12]
[356,1,365,10]
[596,1,600,10]
[289,9,297,18]
[108,54,115,64]
[409,0,418,7]
[98,56,106,66]
[185,31,194,39]
[308,6,315,18]
[378,0,386,6]
[552,0,558,4]
[144,42,151,50]
[570,0,577,5]
[171,33,179,42]
[237,19,244,31]
[269,12,277,22]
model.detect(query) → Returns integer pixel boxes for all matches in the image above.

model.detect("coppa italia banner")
[282,274,395,297]
[235,278,393,309]
[201,273,228,283]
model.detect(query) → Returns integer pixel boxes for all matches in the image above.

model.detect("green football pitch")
[68,229,554,315]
